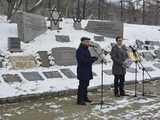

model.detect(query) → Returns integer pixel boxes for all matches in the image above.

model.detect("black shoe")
[77,101,86,105]
[85,99,92,103]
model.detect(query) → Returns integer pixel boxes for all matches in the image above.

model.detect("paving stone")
[94,36,104,42]
[2,74,22,83]
[55,35,70,42]
[43,71,62,79]
[21,72,44,81]
[60,68,76,79]
[52,47,77,66]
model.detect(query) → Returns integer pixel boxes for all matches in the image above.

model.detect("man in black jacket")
[76,37,98,105]
[110,36,128,97]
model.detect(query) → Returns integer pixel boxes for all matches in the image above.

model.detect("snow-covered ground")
[0,17,160,99]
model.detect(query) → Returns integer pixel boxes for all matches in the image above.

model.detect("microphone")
[89,44,97,48]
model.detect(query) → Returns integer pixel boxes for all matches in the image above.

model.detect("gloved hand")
[92,57,98,61]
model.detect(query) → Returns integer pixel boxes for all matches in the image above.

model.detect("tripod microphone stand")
[130,46,154,97]
[90,46,109,109]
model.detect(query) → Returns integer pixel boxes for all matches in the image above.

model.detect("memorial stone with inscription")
[37,51,50,67]
[9,55,36,69]
[55,35,70,42]
[11,11,47,43]
[85,21,123,38]
[43,71,62,79]
[8,37,22,52]
[2,74,22,83]
[21,72,44,81]
[52,47,76,66]
[60,68,76,79]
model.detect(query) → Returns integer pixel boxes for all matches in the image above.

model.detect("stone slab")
[55,35,70,43]
[21,72,44,81]
[36,51,50,67]
[9,55,36,70]
[52,47,77,66]
[103,70,112,75]
[8,37,22,52]
[2,74,22,83]
[85,20,123,38]
[43,71,62,79]
[11,11,47,43]
[94,36,104,42]
[60,68,76,79]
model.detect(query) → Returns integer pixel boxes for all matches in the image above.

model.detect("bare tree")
[82,0,87,19]
[6,0,23,19]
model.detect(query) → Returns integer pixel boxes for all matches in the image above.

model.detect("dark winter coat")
[76,44,97,81]
[110,44,128,75]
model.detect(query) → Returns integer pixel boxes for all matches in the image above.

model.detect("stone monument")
[11,11,47,43]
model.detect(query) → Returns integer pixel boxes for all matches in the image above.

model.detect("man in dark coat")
[110,36,128,97]
[76,37,98,105]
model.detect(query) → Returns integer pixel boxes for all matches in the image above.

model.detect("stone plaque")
[55,35,70,42]
[60,68,76,79]
[2,74,22,83]
[85,21,123,38]
[21,72,44,81]
[8,37,22,52]
[43,71,62,79]
[73,22,82,30]
[9,55,36,69]
[11,11,47,43]
[94,36,104,42]
[52,47,77,66]
[103,70,112,75]
[36,51,50,67]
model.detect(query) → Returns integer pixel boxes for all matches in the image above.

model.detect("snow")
[0,17,160,99]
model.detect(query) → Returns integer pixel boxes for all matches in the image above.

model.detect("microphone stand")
[130,47,155,97]
[90,46,110,109]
